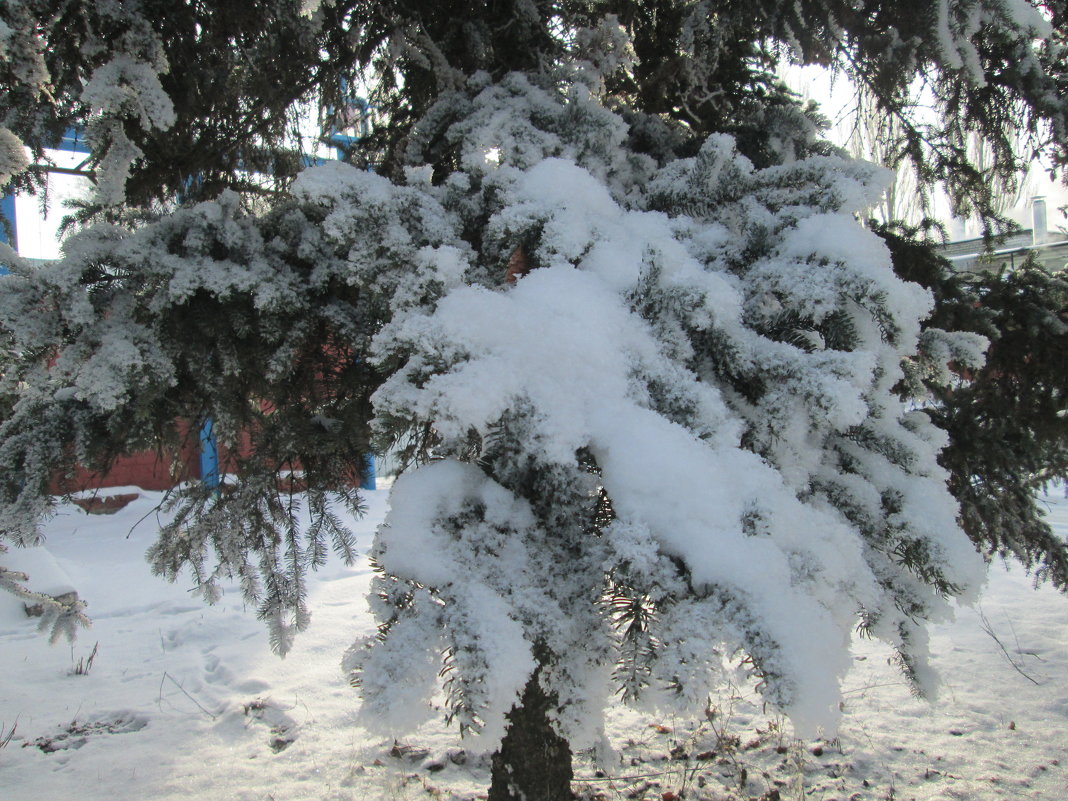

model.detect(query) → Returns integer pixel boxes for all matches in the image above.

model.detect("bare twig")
[0,718,16,750]
[159,672,218,719]
[71,641,99,676]
[978,607,1041,685]
[575,768,684,783]
[1004,611,1045,662]
[842,681,909,696]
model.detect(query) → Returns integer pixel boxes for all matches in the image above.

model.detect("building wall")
[50,422,203,495]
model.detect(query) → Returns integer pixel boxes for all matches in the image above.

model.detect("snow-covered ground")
[1,483,1066,801]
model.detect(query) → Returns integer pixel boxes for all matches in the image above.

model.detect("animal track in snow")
[25,712,148,754]
[243,698,298,753]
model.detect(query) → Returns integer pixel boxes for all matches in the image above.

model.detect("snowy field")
[1,482,1067,801]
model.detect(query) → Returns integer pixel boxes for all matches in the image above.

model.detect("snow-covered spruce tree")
[882,226,1068,588]
[325,70,986,799]
[2,3,1067,799]
[931,261,1068,587]
[0,189,408,648]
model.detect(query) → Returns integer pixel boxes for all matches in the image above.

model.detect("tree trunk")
[488,671,574,801]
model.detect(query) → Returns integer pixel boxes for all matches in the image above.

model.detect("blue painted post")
[361,453,376,491]
[0,190,17,259]
[60,127,91,154]
[199,418,220,490]
[177,169,220,492]
[326,87,377,489]
[328,82,370,160]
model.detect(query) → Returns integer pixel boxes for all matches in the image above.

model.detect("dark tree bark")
[488,672,574,801]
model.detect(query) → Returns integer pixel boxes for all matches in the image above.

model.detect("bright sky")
[11,148,91,260]
[783,64,1068,240]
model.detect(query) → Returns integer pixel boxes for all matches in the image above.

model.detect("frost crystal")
[0,127,28,187]
[82,52,175,205]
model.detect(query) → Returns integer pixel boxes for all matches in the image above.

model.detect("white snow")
[80,56,176,135]
[0,127,28,188]
[79,53,175,205]
[364,143,986,741]
[1,485,1066,800]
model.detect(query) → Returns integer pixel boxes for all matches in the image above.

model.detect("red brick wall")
[52,422,201,494]
[67,448,198,491]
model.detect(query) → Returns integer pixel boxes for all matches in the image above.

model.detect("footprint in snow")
[243,698,298,753]
[25,712,148,754]
[203,653,237,686]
